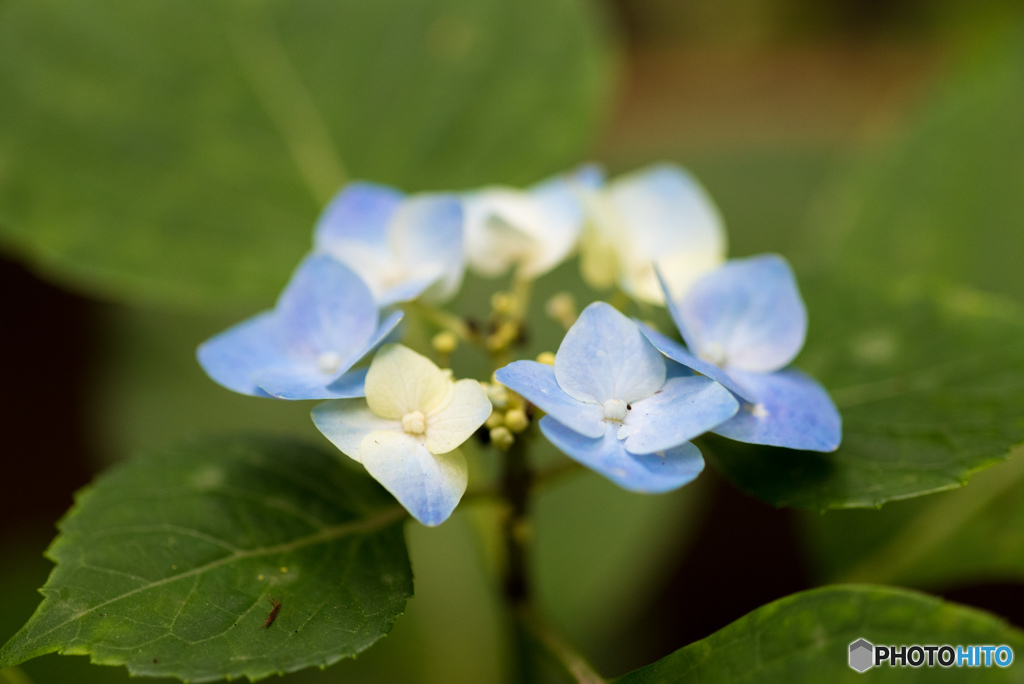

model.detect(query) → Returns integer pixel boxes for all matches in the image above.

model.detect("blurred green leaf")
[533,467,708,668]
[0,0,613,309]
[801,446,1024,587]
[86,303,314,465]
[615,585,1024,683]
[705,279,1024,509]
[0,668,34,684]
[803,22,1024,302]
[0,436,412,681]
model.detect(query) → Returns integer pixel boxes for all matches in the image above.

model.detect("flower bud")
[504,408,529,433]
[490,426,515,450]
[485,411,505,430]
[431,330,459,355]
[545,292,577,328]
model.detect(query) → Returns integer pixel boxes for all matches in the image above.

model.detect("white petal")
[365,344,455,419]
[360,431,468,526]
[578,190,622,290]
[425,379,492,454]
[463,189,542,277]
[599,164,727,304]
[464,171,587,280]
[311,398,400,463]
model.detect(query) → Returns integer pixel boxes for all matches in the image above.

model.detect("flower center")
[698,343,726,367]
[602,399,627,422]
[402,410,427,435]
[317,351,342,374]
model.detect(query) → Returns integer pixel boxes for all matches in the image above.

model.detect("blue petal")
[494,361,604,439]
[655,265,694,344]
[256,367,368,401]
[326,367,369,396]
[254,366,363,400]
[555,302,666,404]
[568,162,605,190]
[350,309,404,363]
[540,417,705,493]
[360,432,467,527]
[639,323,757,403]
[196,311,281,397]
[377,275,443,306]
[680,254,807,373]
[254,311,400,400]
[391,195,465,302]
[713,368,842,452]
[619,373,739,454]
[314,182,403,251]
[275,255,379,361]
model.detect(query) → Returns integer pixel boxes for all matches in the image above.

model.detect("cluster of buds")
[480,371,539,450]
[485,290,526,355]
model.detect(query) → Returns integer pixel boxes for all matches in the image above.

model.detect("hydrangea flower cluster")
[197,162,841,525]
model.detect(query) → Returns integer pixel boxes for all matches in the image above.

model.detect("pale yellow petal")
[425,379,492,454]
[365,344,455,419]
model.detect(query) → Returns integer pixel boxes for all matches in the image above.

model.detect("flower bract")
[579,163,726,305]
[463,165,601,280]
[312,344,492,526]
[495,302,738,492]
[314,182,465,305]
[197,255,401,400]
[642,253,842,452]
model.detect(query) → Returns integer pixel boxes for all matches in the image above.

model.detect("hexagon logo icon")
[849,639,874,672]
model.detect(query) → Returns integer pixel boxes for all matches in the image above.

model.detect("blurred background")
[2,0,1023,682]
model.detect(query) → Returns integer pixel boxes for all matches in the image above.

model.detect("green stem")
[518,608,606,684]
[405,302,476,342]
[499,434,604,683]
[501,436,531,610]
[500,435,533,683]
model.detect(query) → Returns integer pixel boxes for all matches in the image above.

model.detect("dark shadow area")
[605,467,813,676]
[944,583,1024,630]
[0,256,95,538]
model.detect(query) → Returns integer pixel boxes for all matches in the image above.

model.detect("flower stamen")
[603,399,627,422]
[401,410,427,435]
[317,351,342,374]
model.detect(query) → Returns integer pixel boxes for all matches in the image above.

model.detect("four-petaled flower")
[312,344,492,526]
[197,255,401,400]
[579,163,726,305]
[314,182,464,306]
[463,166,601,280]
[495,302,739,492]
[642,254,842,452]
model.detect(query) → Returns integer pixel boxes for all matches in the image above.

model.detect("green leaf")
[0,0,613,309]
[804,23,1024,303]
[801,446,1024,587]
[0,436,412,682]
[705,278,1024,509]
[615,585,1024,683]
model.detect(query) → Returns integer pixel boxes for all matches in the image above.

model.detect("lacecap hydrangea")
[196,161,841,526]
